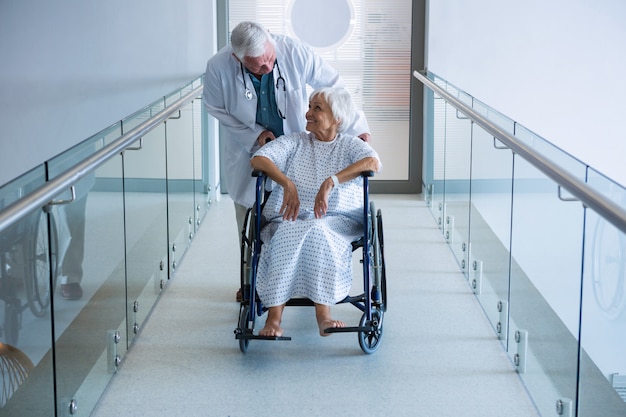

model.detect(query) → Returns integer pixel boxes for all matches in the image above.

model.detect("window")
[228,0,412,180]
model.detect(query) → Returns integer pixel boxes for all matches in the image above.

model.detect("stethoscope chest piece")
[240,63,254,100]
[239,60,286,117]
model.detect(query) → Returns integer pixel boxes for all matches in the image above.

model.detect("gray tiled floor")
[91,194,539,417]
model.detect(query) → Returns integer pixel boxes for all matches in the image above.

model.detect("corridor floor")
[90,194,539,417]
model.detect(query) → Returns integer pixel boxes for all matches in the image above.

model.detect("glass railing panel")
[165,78,198,106]
[121,98,166,135]
[467,123,514,344]
[427,88,447,226]
[515,125,585,180]
[46,131,127,416]
[455,89,473,109]
[165,101,197,276]
[165,87,184,107]
[423,82,435,205]
[122,122,168,346]
[192,98,209,232]
[426,72,479,266]
[0,166,56,416]
[441,100,472,274]
[192,76,203,90]
[430,72,447,93]
[508,154,586,416]
[586,167,626,207]
[430,72,473,111]
[472,100,517,137]
[440,80,461,99]
[89,123,124,188]
[578,170,626,416]
[0,78,204,416]
[421,69,626,414]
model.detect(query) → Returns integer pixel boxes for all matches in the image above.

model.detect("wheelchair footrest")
[285,298,315,307]
[235,332,292,341]
[323,325,376,334]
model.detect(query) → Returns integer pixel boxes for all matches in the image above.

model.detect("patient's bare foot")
[315,304,345,337]
[259,305,285,337]
[318,319,346,336]
[259,320,284,337]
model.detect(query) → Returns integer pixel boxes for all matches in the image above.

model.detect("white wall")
[0,0,216,186]
[427,0,626,187]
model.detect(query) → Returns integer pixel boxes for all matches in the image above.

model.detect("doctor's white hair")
[231,21,275,60]
[309,87,356,133]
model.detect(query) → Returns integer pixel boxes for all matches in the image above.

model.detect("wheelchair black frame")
[236,170,385,354]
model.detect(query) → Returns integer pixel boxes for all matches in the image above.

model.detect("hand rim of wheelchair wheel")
[377,208,387,312]
[26,210,57,318]
[237,304,254,353]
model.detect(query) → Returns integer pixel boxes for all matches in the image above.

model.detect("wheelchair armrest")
[255,170,372,178]
[255,170,372,179]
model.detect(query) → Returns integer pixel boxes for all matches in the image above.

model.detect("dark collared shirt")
[246,65,284,137]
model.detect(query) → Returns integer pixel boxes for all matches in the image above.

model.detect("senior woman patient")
[250,87,382,338]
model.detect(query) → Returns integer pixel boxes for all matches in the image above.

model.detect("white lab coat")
[202,34,370,208]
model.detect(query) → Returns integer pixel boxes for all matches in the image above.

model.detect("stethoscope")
[240,60,287,119]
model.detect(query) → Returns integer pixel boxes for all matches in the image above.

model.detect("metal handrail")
[0,85,203,235]
[413,70,626,234]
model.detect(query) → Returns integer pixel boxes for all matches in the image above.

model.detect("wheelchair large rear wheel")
[376,207,387,311]
[240,208,256,301]
[237,304,255,353]
[370,202,387,312]
[25,210,58,317]
[4,301,21,345]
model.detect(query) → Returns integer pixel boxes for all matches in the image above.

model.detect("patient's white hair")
[231,21,274,60]
[309,87,356,133]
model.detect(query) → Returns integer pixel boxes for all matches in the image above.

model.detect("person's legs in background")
[60,195,87,300]
[234,202,248,241]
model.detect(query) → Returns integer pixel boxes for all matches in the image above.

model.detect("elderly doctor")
[202,21,371,240]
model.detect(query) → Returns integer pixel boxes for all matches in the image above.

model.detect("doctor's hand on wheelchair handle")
[257,130,276,146]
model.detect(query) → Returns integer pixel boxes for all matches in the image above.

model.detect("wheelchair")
[234,170,387,354]
[0,206,58,346]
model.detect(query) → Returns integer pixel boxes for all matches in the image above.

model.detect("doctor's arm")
[202,78,266,150]
[358,133,371,143]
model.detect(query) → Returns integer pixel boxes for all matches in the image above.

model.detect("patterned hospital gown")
[252,132,381,307]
